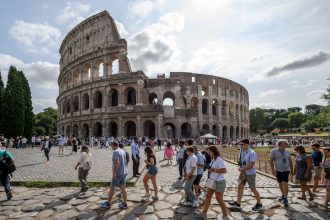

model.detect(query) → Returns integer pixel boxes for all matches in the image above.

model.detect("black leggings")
[44,149,49,161]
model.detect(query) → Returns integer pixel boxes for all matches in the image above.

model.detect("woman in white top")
[194,146,228,220]
[75,145,92,192]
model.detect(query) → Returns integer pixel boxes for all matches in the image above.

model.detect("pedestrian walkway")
[0,148,329,219]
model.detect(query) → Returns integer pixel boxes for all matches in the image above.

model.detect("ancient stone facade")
[57,11,250,139]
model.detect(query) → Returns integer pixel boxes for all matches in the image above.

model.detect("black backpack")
[0,151,16,174]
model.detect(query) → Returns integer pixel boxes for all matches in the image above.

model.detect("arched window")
[112,59,119,74]
[73,96,79,112]
[93,91,103,108]
[163,91,175,106]
[202,99,208,114]
[125,87,136,105]
[191,97,198,109]
[82,94,89,110]
[108,89,118,106]
[149,93,158,104]
[212,99,218,116]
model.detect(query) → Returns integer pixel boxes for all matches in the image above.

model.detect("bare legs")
[143,173,158,196]
[202,189,227,217]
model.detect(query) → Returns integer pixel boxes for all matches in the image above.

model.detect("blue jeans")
[0,173,11,193]
[184,175,197,203]
[178,158,184,178]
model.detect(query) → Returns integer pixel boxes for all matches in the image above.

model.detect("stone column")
[157,114,163,138]
[71,69,74,88]
[118,83,124,106]
[80,64,84,84]
[136,80,144,106]
[102,119,106,137]
[90,61,95,80]
[79,91,82,115]
[78,123,82,138]
[137,116,141,137]
[103,55,109,78]
[105,120,110,137]
[89,88,93,114]
[118,117,123,137]
[119,49,126,74]
[89,122,93,137]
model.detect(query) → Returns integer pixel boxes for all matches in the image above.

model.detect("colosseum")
[57,11,250,139]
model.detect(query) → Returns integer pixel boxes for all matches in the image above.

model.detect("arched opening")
[212,99,218,116]
[201,86,208,96]
[73,96,79,112]
[240,105,243,121]
[108,89,118,106]
[82,94,89,110]
[241,127,244,138]
[221,100,227,116]
[230,126,234,139]
[149,93,158,104]
[61,126,65,136]
[236,104,239,119]
[191,97,198,109]
[98,63,104,77]
[222,126,227,139]
[125,121,136,137]
[212,125,220,137]
[88,68,91,79]
[73,68,80,85]
[202,124,210,135]
[229,102,234,116]
[94,122,102,137]
[183,97,187,108]
[202,99,208,114]
[73,124,79,137]
[181,123,192,138]
[125,87,136,105]
[66,125,71,137]
[164,122,176,139]
[82,124,89,138]
[62,104,66,115]
[143,120,156,138]
[163,91,175,106]
[83,63,91,81]
[109,122,118,137]
[93,91,103,108]
[112,59,119,74]
[236,126,240,139]
[66,99,71,114]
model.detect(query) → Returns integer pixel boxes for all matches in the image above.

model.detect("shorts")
[147,166,158,176]
[111,174,127,187]
[276,171,290,183]
[215,180,226,193]
[238,174,256,189]
[193,174,203,185]
[314,166,322,177]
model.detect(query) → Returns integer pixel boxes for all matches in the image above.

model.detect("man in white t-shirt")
[181,146,199,207]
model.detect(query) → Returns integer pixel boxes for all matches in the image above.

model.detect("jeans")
[0,173,11,193]
[78,167,89,189]
[184,175,197,203]
[178,158,184,178]
[132,155,140,175]
[44,149,50,161]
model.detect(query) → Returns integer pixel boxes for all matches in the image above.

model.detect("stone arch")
[212,124,220,137]
[83,63,91,81]
[82,124,89,138]
[201,86,208,96]
[67,72,73,89]
[95,60,104,77]
[62,103,66,115]
[202,99,208,114]
[235,104,239,118]
[241,127,244,138]
[66,125,71,137]
[108,89,118,106]
[149,93,158,104]
[221,100,227,116]
[229,102,234,116]
[143,120,156,138]
[109,121,118,137]
[94,122,103,137]
[73,96,79,112]
[181,123,192,138]
[240,105,243,121]
[212,99,218,116]
[163,91,175,106]
[125,87,136,105]
[93,91,103,108]
[191,97,198,109]
[66,99,71,114]
[164,122,176,139]
[73,67,80,85]
[222,126,227,139]
[73,124,79,137]
[82,93,89,110]
[202,124,210,135]
[230,126,234,139]
[236,126,239,139]
[125,121,136,137]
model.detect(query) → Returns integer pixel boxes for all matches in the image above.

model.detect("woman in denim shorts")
[141,147,159,200]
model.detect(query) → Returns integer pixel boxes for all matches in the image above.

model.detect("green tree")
[249,108,265,132]
[305,104,322,116]
[287,107,302,113]
[1,66,25,138]
[33,107,57,135]
[0,72,4,134]
[288,112,305,128]
[270,118,290,130]
[303,120,319,132]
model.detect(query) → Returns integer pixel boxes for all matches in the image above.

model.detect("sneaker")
[177,177,182,180]
[180,200,193,207]
[151,195,158,200]
[141,193,150,198]
[100,201,111,209]
[6,192,12,201]
[228,201,241,208]
[278,195,284,202]
[252,203,263,211]
[282,198,288,206]
[192,199,200,208]
[193,210,207,219]
[199,192,206,200]
[118,202,127,209]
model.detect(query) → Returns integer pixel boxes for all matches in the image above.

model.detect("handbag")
[205,160,220,190]
[82,153,92,171]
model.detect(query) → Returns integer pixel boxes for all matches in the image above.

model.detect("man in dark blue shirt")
[311,143,323,194]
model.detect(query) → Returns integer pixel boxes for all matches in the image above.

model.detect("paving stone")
[154,201,172,210]
[11,195,32,201]
[87,196,100,202]
[22,199,39,206]
[230,212,248,219]
[9,211,38,219]
[156,209,174,219]
[162,186,178,194]
[175,206,196,215]
[308,211,330,220]
[70,198,87,206]
[0,206,20,212]
[207,210,217,219]
[249,213,270,220]
[182,214,202,220]
[37,209,54,218]
[289,204,313,213]
[291,213,311,220]
[77,211,98,220]
[259,192,277,199]
[40,198,55,204]
[132,205,154,215]
[270,214,288,220]
[22,203,45,212]
[2,200,24,206]
[12,187,29,193]
[78,191,93,199]
[139,214,158,220]
[119,213,139,220]
[54,210,79,220]
[76,204,89,211]
[53,204,72,212]
[128,193,144,202]
[166,194,182,204]
[101,194,109,199]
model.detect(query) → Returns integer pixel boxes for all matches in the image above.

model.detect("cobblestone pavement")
[10,146,145,182]
[0,147,329,219]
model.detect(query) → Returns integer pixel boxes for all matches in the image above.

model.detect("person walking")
[74,145,92,192]
[177,141,186,180]
[269,139,293,206]
[0,147,14,200]
[194,146,228,220]
[193,146,206,200]
[71,136,78,154]
[229,139,263,211]
[292,145,314,201]
[157,138,161,151]
[41,136,52,163]
[311,143,323,194]
[322,147,330,209]
[180,146,199,207]
[131,137,140,177]
[164,143,174,164]
[101,141,128,209]
[57,135,65,155]
[141,146,159,200]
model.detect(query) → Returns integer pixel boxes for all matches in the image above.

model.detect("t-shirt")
[210,156,226,181]
[78,152,92,168]
[113,148,128,176]
[240,148,257,175]
[185,154,197,176]
[0,150,13,174]
[311,151,323,167]
[270,148,291,172]
[196,152,205,175]
[177,146,185,159]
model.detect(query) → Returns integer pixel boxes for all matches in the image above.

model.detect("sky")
[0,0,329,113]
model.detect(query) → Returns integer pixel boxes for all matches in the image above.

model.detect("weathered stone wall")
[57,11,249,139]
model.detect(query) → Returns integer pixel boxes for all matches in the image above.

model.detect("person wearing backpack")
[75,145,92,192]
[0,146,14,200]
[322,147,330,209]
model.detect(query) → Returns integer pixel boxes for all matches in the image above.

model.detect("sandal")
[309,195,314,201]
[297,196,306,200]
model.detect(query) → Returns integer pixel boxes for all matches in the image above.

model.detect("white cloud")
[290,79,317,88]
[115,20,129,37]
[250,102,278,109]
[306,90,324,98]
[128,0,167,19]
[258,89,285,98]
[56,1,90,28]
[10,21,61,54]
